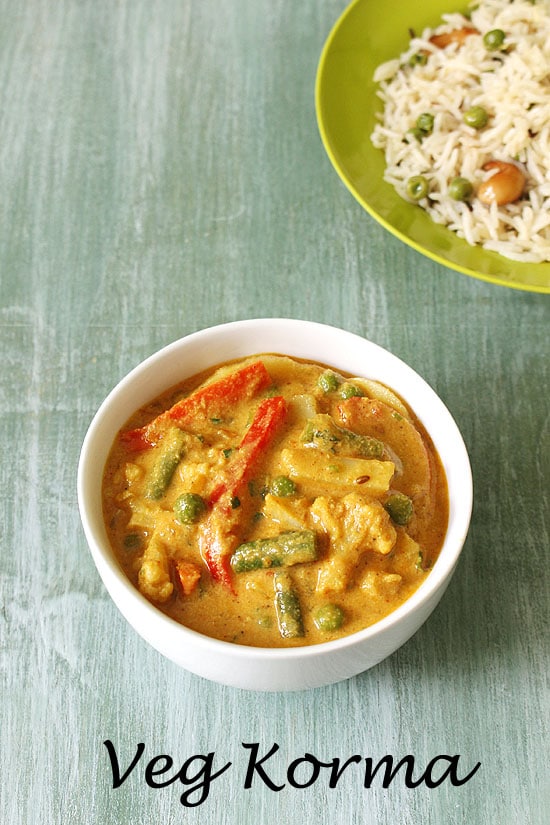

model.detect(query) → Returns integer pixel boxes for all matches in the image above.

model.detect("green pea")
[408,52,428,67]
[318,370,340,393]
[483,29,505,51]
[448,176,473,202]
[416,112,434,135]
[384,492,413,525]
[463,105,489,129]
[404,126,425,143]
[339,384,364,399]
[174,492,206,523]
[406,175,429,201]
[270,475,297,497]
[314,604,345,633]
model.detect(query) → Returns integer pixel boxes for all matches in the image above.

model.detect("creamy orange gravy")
[102,354,448,647]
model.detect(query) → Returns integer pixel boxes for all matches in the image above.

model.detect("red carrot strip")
[199,520,235,591]
[166,361,272,424]
[209,395,288,508]
[121,360,272,450]
[119,427,152,452]
[201,395,288,588]
[172,559,202,597]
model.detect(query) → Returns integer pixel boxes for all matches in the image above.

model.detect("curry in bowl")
[102,354,448,647]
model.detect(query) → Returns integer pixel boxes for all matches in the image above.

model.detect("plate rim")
[315,0,550,295]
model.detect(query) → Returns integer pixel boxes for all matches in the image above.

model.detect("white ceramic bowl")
[77,319,472,691]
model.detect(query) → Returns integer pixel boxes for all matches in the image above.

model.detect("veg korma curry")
[102,355,448,647]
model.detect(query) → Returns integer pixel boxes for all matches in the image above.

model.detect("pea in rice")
[370,0,550,263]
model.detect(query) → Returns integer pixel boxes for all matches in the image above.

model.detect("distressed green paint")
[1,1,548,823]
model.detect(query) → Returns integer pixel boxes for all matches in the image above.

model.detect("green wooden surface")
[1,1,548,823]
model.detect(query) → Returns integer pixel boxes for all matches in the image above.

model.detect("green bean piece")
[273,571,304,639]
[406,175,429,201]
[145,428,187,500]
[231,530,317,573]
[174,492,206,524]
[313,604,345,633]
[123,533,142,550]
[463,106,488,129]
[270,475,297,497]
[448,176,473,202]
[483,29,505,51]
[301,414,384,459]
[416,112,434,135]
[318,370,340,393]
[384,492,414,525]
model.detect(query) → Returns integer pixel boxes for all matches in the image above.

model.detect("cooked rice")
[371,0,550,262]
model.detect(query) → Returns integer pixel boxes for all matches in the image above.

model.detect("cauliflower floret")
[311,493,397,593]
[360,571,402,600]
[124,462,144,483]
[138,532,173,603]
[311,492,396,555]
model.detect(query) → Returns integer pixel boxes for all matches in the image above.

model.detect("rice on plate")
[371,0,550,263]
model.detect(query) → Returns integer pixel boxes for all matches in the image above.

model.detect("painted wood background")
[1,1,548,822]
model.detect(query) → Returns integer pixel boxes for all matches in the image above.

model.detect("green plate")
[315,0,550,293]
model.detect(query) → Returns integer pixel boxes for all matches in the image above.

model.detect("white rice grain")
[371,0,550,262]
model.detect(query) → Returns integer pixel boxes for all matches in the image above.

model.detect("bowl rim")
[77,318,473,662]
[314,0,550,295]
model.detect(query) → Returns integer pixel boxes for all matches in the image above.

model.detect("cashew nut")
[429,27,478,48]
[477,160,526,206]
